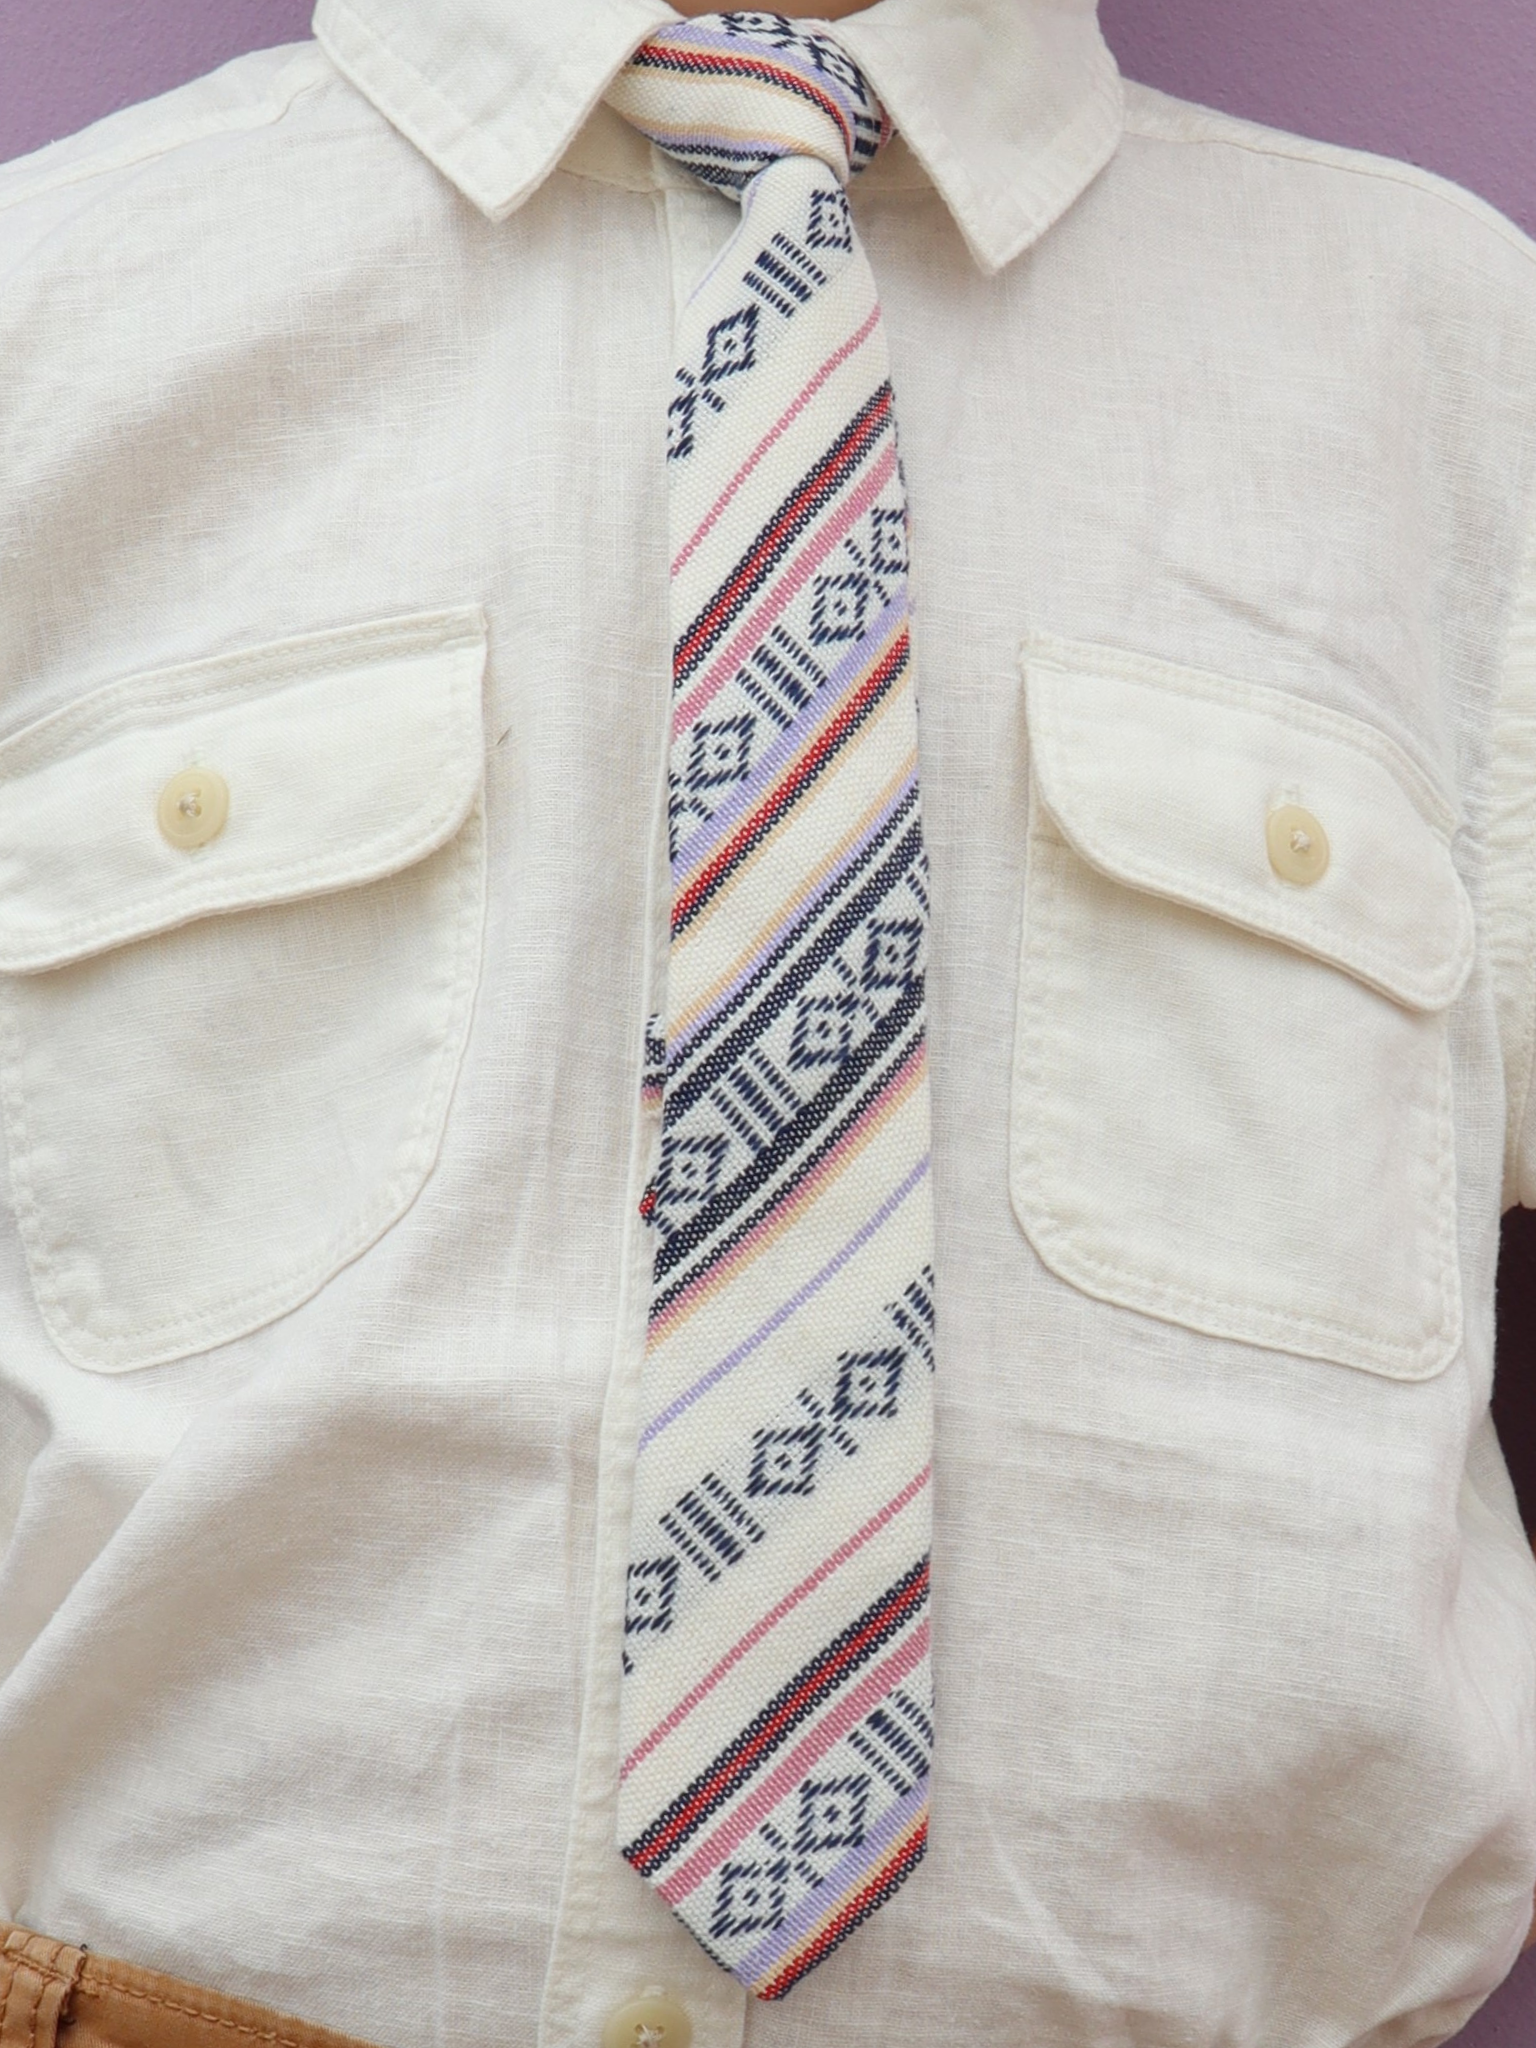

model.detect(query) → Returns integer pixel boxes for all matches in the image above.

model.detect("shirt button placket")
[536,164,745,2048]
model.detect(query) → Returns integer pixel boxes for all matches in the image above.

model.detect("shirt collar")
[310,0,1124,274]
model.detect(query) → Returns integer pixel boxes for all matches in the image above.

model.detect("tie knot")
[607,12,891,196]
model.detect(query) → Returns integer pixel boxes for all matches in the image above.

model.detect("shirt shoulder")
[0,42,390,277]
[1121,79,1536,279]
[0,44,335,208]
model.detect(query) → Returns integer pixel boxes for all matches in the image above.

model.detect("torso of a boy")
[0,4,1534,2045]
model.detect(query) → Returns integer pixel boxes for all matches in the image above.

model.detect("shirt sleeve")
[1488,491,1536,1209]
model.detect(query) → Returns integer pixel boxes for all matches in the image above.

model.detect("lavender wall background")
[1,0,1534,235]
[1,1,1534,2042]
[0,0,1533,237]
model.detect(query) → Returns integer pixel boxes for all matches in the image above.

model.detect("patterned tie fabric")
[606,15,936,2001]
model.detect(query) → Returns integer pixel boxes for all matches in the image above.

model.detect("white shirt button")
[1265,803,1329,885]
[600,1987,693,2048]
[157,766,230,850]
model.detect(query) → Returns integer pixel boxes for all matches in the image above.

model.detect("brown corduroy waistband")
[0,1928,377,2048]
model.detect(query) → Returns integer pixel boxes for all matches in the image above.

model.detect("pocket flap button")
[601,1989,692,2048]
[1266,804,1328,886]
[158,767,229,850]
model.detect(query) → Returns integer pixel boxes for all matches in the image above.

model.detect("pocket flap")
[0,607,488,974]
[1021,634,1474,1013]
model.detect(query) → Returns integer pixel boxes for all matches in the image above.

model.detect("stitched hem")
[313,0,674,222]
[76,1980,331,2048]
[1019,633,1475,1013]
[1485,489,1536,1207]
[1008,647,1465,1382]
[1,798,486,1372]
[837,8,1124,275]
[0,1925,374,2048]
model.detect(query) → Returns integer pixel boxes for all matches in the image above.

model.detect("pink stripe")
[649,1037,926,1339]
[621,1467,931,1781]
[670,603,905,894]
[658,1617,931,1905]
[670,442,898,741]
[671,305,883,579]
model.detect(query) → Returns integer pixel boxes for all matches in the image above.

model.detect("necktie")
[606,14,936,2000]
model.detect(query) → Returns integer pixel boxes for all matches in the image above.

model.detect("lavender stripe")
[638,1153,930,1454]
[668,21,868,127]
[672,769,918,1060]
[737,1773,930,1986]
[672,591,906,884]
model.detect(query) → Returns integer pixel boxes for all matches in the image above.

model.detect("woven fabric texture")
[607,17,935,1999]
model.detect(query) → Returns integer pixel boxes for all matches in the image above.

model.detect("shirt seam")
[551,150,937,204]
[1024,631,1462,828]
[1485,482,1536,1207]
[0,47,329,217]
[1122,99,1536,269]
[553,156,655,196]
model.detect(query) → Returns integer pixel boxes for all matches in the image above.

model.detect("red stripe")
[628,1563,928,1873]
[758,1818,929,1999]
[621,1467,931,1780]
[675,391,892,680]
[642,46,854,156]
[672,627,908,934]
[672,305,883,579]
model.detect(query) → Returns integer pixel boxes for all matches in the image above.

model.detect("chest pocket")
[1011,634,1474,1381]
[0,608,488,1373]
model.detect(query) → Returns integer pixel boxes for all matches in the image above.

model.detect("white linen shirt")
[2,3,1536,2045]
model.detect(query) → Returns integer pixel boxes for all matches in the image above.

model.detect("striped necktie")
[606,13,936,2001]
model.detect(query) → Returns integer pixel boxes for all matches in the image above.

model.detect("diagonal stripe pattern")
[607,13,936,2000]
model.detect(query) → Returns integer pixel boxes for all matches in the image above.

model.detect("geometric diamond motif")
[701,305,759,385]
[868,504,907,576]
[805,185,853,251]
[794,1774,869,1856]
[809,571,871,644]
[711,1854,790,1939]
[789,992,860,1069]
[687,714,756,791]
[655,1131,730,1227]
[746,1421,824,1497]
[831,1346,904,1421]
[861,917,922,989]
[667,372,701,463]
[625,1556,681,1637]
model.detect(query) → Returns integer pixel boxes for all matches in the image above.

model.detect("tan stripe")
[670,688,913,1005]
[754,1807,929,1995]
[670,747,917,1043]
[641,1091,931,1438]
[647,1041,927,1347]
